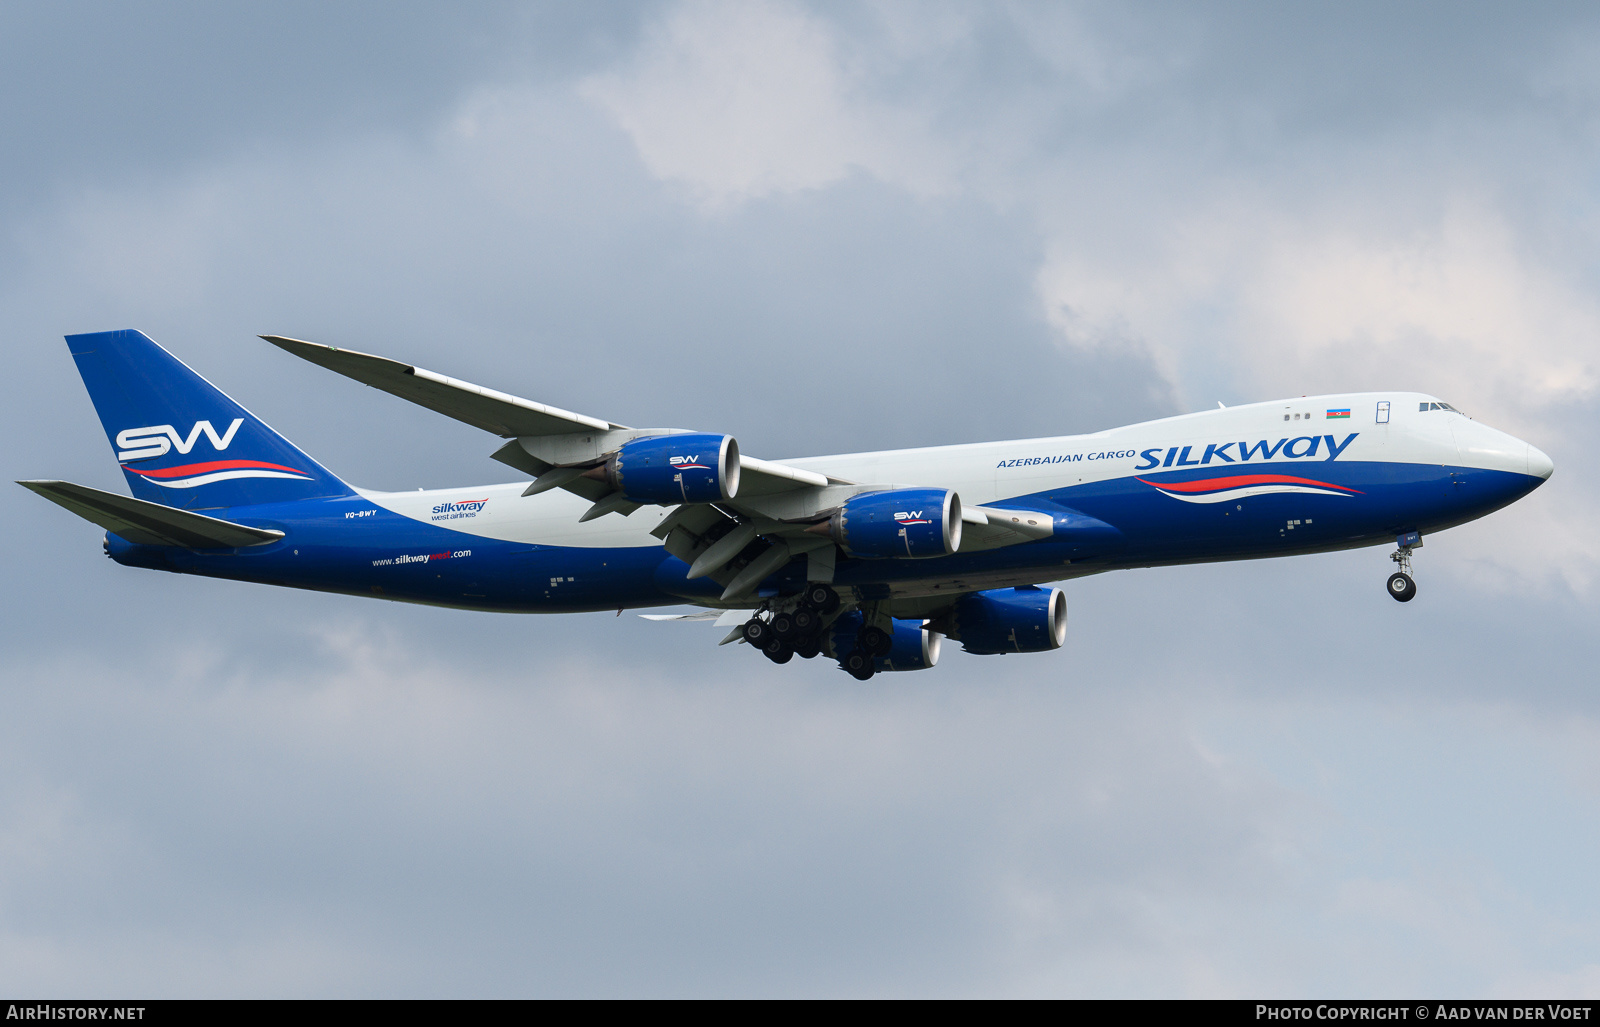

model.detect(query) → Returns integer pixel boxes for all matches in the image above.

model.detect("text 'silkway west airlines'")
[20,331,1553,679]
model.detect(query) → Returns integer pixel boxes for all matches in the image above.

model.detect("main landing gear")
[1387,531,1422,603]
[841,622,893,681]
[743,584,841,667]
[741,585,890,679]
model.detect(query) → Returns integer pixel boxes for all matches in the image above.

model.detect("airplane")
[20,330,1554,680]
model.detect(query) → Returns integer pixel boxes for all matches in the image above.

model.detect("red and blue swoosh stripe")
[122,459,315,489]
[1137,473,1363,504]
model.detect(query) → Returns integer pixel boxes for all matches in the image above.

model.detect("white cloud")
[1038,197,1600,418]
[579,0,947,207]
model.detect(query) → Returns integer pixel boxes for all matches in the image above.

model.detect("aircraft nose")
[1527,443,1554,480]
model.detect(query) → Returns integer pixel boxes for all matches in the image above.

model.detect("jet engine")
[586,433,740,504]
[822,611,941,671]
[809,488,961,558]
[944,586,1067,654]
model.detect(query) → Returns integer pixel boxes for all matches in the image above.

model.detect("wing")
[265,335,845,500]
[266,335,1051,599]
[260,335,620,437]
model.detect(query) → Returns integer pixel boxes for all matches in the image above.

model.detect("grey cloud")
[0,618,1337,996]
[2,553,1597,995]
[0,82,1175,497]
[0,2,648,200]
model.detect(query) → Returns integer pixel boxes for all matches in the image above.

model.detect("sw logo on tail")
[115,418,245,461]
[114,417,313,488]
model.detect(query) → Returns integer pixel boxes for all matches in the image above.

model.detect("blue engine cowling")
[819,488,961,558]
[822,611,941,672]
[595,433,740,504]
[944,586,1067,654]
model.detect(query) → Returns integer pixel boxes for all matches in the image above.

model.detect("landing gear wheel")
[804,584,841,613]
[763,638,794,663]
[1388,537,1420,602]
[842,648,875,680]
[790,607,819,636]
[794,638,821,660]
[858,624,893,658]
[742,618,772,646]
[770,612,797,641]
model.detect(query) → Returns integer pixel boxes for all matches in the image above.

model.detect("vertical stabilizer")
[67,329,354,510]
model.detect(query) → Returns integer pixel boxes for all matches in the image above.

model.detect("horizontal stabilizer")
[17,480,285,548]
[261,335,623,438]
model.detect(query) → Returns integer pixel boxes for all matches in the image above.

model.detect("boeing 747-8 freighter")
[20,330,1553,678]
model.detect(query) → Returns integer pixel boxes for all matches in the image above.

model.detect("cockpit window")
[1418,401,1464,413]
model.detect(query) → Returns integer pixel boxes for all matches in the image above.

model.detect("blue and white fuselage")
[25,331,1553,677]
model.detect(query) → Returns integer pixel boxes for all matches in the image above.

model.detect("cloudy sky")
[2,0,1597,997]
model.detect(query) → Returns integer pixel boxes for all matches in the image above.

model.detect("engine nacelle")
[814,488,961,559]
[590,433,740,504]
[822,611,941,672]
[946,586,1067,654]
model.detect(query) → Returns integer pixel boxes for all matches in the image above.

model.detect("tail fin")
[68,329,354,510]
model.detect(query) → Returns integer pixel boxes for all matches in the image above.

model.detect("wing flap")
[18,480,285,548]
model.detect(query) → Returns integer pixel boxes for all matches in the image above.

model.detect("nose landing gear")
[1387,531,1422,602]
